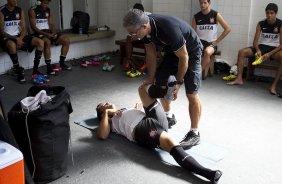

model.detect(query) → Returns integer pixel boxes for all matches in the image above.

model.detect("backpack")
[71,11,90,34]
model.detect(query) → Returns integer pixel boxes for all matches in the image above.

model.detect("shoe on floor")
[60,63,72,71]
[16,67,26,84]
[211,170,223,184]
[164,75,177,101]
[222,74,237,81]
[180,130,200,149]
[47,66,56,75]
[0,84,5,92]
[167,114,177,128]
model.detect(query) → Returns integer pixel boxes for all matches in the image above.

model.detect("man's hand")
[172,84,181,100]
[255,50,262,58]
[15,37,24,49]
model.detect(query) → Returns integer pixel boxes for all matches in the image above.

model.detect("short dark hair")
[133,3,144,12]
[265,3,278,13]
[96,105,102,121]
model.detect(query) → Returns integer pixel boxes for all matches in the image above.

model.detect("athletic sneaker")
[47,66,56,75]
[60,63,72,71]
[180,130,200,149]
[167,114,177,128]
[164,75,177,101]
[0,84,5,92]
[210,170,223,184]
[16,67,26,84]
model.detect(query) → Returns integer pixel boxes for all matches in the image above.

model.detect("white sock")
[166,111,173,118]
[190,128,198,134]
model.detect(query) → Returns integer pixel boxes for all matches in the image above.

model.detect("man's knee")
[32,37,44,48]
[5,41,16,53]
[187,93,200,104]
[203,48,213,57]
[238,48,250,58]
[59,36,70,46]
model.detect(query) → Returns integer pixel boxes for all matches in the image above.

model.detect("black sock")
[148,85,167,98]
[59,55,66,65]
[45,59,52,68]
[33,50,43,70]
[8,53,19,69]
[170,146,215,181]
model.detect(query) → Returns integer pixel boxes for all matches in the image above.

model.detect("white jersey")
[259,19,282,47]
[111,108,145,142]
[0,6,22,36]
[194,9,218,42]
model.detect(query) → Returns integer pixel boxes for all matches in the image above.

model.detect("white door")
[85,0,97,26]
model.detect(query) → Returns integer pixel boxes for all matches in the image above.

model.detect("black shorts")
[155,49,202,94]
[0,35,35,52]
[200,39,218,53]
[33,29,62,45]
[250,44,276,57]
[134,100,168,149]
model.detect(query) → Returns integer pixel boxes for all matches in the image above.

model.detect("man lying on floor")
[95,75,222,183]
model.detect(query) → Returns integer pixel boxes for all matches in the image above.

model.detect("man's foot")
[167,114,177,128]
[210,170,223,184]
[180,130,200,149]
[269,87,277,95]
[47,66,56,75]
[0,84,5,92]
[227,78,243,85]
[16,67,26,84]
[60,63,72,71]
[164,75,177,101]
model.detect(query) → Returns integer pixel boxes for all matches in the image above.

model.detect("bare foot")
[269,88,277,95]
[227,79,243,85]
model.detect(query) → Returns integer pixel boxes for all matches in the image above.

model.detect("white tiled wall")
[1,0,282,77]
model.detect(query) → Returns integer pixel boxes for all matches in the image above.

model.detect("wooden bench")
[203,50,221,79]
[115,39,146,64]
[246,57,280,80]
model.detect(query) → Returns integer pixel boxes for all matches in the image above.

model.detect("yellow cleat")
[252,56,263,65]
[222,74,237,81]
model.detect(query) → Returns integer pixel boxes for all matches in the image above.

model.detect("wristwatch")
[176,80,184,85]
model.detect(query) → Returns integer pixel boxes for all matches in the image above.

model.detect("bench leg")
[119,45,126,65]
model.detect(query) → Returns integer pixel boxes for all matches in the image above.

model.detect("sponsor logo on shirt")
[262,33,278,39]
[273,27,278,33]
[210,17,215,23]
[199,25,214,30]
[15,13,20,19]
[197,19,202,23]
[5,21,19,27]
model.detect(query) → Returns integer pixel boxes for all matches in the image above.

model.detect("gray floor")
[1,55,282,184]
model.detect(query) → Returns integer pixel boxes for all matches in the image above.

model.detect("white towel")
[20,90,51,112]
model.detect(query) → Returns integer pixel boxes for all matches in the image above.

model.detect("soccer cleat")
[16,67,26,84]
[252,56,263,65]
[60,63,72,71]
[47,66,56,75]
[211,170,223,184]
[102,62,115,71]
[0,84,5,92]
[80,60,88,68]
[222,74,237,81]
[127,69,141,77]
[139,64,147,72]
[180,131,201,149]
[167,114,177,128]
[164,75,177,101]
[52,64,62,72]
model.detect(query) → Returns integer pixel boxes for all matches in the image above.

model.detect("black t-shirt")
[145,14,202,54]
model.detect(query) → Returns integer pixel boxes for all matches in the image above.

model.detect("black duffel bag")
[8,86,73,184]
